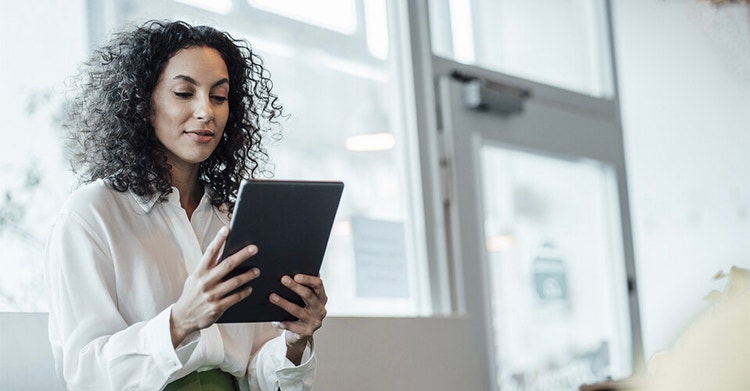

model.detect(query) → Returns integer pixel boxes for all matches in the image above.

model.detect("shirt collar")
[129,183,214,214]
[131,189,160,214]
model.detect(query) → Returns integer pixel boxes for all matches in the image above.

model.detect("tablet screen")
[217,179,344,323]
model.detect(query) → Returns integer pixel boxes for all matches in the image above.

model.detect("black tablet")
[217,179,344,323]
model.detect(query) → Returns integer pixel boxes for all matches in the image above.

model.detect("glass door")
[481,146,630,390]
[436,72,641,390]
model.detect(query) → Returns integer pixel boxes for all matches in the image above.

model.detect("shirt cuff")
[143,305,200,376]
[280,331,313,369]
[253,334,316,391]
[259,332,316,390]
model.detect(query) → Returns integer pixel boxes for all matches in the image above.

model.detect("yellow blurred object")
[644,266,750,390]
[708,0,750,4]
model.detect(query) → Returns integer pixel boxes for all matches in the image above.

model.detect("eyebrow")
[172,74,229,88]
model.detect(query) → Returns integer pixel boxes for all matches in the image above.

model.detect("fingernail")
[294,275,304,282]
[270,294,279,303]
[220,226,228,235]
[247,245,257,255]
[252,268,260,276]
[282,276,292,285]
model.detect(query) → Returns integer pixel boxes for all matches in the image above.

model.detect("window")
[0,0,432,317]
[248,0,358,34]
[0,0,86,311]
[429,0,614,97]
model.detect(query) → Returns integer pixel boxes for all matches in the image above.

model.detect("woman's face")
[151,46,230,172]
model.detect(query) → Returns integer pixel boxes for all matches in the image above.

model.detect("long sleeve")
[246,330,316,391]
[45,209,197,390]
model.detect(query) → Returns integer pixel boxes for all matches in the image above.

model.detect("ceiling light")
[485,234,516,253]
[345,132,395,152]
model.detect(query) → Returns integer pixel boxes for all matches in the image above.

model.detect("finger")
[214,284,255,317]
[214,267,261,298]
[280,276,323,310]
[293,274,328,305]
[271,280,327,321]
[205,244,258,286]
[269,293,325,338]
[199,226,230,271]
[269,292,309,321]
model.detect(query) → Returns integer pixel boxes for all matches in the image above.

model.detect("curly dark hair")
[65,20,283,210]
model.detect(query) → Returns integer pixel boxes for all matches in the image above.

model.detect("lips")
[185,129,215,143]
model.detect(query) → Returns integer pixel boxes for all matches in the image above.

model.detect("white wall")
[612,0,750,361]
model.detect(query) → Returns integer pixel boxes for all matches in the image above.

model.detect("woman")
[45,20,326,390]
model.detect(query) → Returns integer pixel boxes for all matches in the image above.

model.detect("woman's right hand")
[170,226,260,346]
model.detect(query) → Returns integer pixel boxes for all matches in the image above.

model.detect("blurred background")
[1,0,748,390]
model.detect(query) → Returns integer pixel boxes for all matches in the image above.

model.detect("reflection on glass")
[429,0,613,97]
[480,146,631,390]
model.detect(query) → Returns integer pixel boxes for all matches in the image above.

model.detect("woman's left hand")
[269,274,328,365]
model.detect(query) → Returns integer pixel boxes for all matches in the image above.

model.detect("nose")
[194,95,214,122]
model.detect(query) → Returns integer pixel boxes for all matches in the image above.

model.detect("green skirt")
[165,369,239,391]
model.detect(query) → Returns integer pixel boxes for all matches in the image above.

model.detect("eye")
[173,92,193,98]
[211,95,228,104]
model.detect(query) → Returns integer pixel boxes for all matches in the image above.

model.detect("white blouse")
[45,179,315,391]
